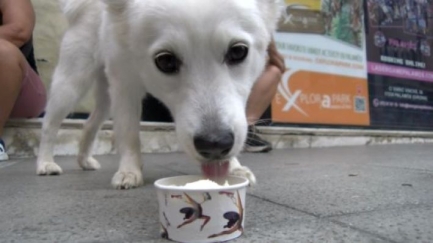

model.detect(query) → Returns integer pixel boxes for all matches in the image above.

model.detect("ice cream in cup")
[154,175,249,243]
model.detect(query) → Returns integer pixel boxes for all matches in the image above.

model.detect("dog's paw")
[36,162,63,176]
[111,170,144,190]
[230,166,257,186]
[79,156,101,171]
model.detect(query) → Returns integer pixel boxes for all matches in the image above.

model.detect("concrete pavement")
[1,144,432,243]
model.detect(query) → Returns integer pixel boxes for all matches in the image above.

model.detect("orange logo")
[272,71,370,126]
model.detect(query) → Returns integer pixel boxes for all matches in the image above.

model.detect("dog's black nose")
[194,131,234,160]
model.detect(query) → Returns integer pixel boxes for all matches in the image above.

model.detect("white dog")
[36,0,282,189]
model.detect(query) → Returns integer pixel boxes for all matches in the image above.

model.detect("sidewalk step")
[4,119,433,158]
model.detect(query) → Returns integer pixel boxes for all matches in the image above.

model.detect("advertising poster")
[365,0,433,130]
[272,0,370,126]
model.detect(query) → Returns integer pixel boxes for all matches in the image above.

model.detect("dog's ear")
[102,0,128,12]
[256,0,283,32]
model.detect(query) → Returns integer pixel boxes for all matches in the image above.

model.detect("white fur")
[36,0,282,189]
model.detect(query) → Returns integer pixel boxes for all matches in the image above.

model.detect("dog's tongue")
[201,161,229,179]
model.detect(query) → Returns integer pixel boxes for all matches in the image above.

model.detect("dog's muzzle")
[193,130,234,178]
[193,130,234,160]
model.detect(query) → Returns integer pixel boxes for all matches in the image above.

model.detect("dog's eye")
[225,43,249,65]
[155,52,181,74]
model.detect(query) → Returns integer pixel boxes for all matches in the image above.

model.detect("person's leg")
[246,65,282,126]
[0,39,26,137]
[0,39,47,161]
[0,39,27,161]
[9,60,47,119]
[244,65,282,153]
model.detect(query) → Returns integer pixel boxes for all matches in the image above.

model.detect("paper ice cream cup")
[154,175,249,243]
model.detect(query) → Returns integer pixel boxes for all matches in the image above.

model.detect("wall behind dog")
[31,0,95,114]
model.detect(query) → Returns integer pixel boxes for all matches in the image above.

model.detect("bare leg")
[246,65,282,126]
[200,215,211,231]
[0,39,25,137]
[243,65,282,153]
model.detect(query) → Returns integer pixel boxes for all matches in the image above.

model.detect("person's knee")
[0,39,25,67]
[0,39,27,86]
[265,65,283,86]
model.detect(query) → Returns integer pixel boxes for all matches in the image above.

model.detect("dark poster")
[369,75,433,129]
[365,0,433,130]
